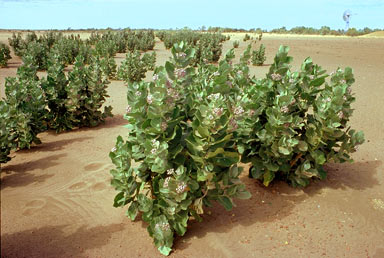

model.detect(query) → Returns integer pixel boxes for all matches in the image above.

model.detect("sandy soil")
[1,32,384,258]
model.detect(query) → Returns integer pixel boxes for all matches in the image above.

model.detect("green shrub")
[117,51,150,83]
[243,33,251,41]
[0,43,12,67]
[4,56,48,148]
[233,40,240,48]
[236,46,364,187]
[251,44,266,66]
[22,41,49,70]
[110,42,250,255]
[8,32,26,56]
[0,100,35,168]
[142,51,157,71]
[66,56,113,127]
[99,56,117,80]
[95,39,117,58]
[41,54,74,132]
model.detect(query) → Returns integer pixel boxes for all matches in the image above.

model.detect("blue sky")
[0,0,383,30]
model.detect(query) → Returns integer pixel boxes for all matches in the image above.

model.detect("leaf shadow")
[1,223,124,258]
[173,159,381,251]
[0,153,66,189]
[22,136,93,153]
[75,115,127,132]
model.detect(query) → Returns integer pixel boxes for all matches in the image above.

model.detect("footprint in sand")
[91,182,107,191]
[83,162,104,172]
[23,199,46,216]
[68,182,87,191]
[68,163,111,192]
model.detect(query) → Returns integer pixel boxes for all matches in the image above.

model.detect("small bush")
[251,44,266,66]
[233,40,239,48]
[4,56,48,148]
[0,43,12,67]
[243,33,251,41]
[117,51,150,83]
[66,56,113,127]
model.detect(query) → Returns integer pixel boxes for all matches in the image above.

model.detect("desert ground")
[1,32,384,257]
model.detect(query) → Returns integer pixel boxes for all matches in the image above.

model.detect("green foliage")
[23,41,49,70]
[158,31,226,65]
[110,42,250,255]
[95,39,117,58]
[251,44,266,66]
[0,43,12,67]
[233,40,240,48]
[8,32,26,56]
[41,54,74,132]
[142,51,157,71]
[243,33,251,41]
[117,50,151,83]
[4,56,48,149]
[88,29,155,52]
[345,28,360,37]
[236,46,365,187]
[99,56,117,80]
[66,56,113,127]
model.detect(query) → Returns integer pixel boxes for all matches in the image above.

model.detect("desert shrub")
[345,28,359,37]
[110,42,250,255]
[194,34,223,64]
[251,44,266,66]
[236,46,365,187]
[8,33,26,56]
[159,31,226,65]
[40,54,74,132]
[22,41,49,70]
[49,37,86,65]
[117,50,150,83]
[0,100,34,167]
[88,30,155,52]
[161,30,200,49]
[0,43,12,67]
[4,56,48,148]
[233,40,240,48]
[95,39,117,58]
[142,51,157,71]
[66,56,113,128]
[99,56,117,80]
[243,33,251,41]
[258,32,263,41]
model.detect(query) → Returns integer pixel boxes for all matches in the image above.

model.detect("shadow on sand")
[1,223,125,257]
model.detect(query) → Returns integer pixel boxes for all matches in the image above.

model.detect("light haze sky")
[0,0,383,30]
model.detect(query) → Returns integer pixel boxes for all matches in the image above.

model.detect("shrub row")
[157,30,227,65]
[0,54,112,168]
[8,30,155,70]
[88,29,155,52]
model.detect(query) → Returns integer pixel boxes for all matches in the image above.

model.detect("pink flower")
[280,106,289,113]
[176,181,187,194]
[271,73,282,81]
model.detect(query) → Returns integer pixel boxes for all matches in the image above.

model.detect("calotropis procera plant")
[236,46,364,187]
[117,50,153,83]
[110,42,250,255]
[4,55,48,148]
[0,43,12,68]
